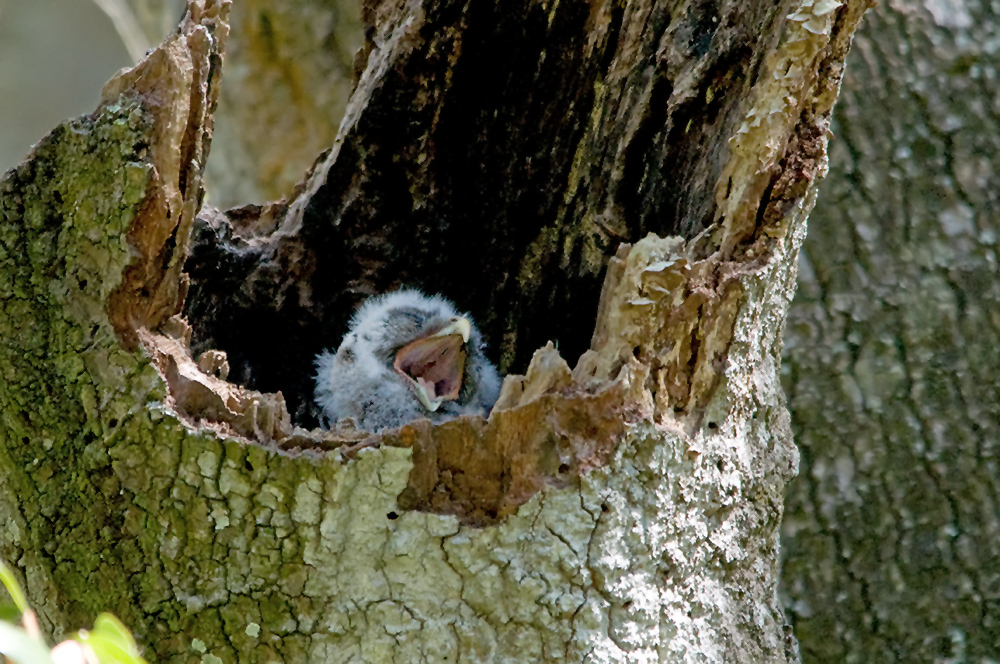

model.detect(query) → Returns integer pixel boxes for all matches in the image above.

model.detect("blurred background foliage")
[0,0,362,209]
[0,0,136,174]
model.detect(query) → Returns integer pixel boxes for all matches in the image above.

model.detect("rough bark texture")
[182,0,803,426]
[0,0,229,645]
[0,0,867,661]
[204,0,364,208]
[109,0,362,208]
[780,1,1000,661]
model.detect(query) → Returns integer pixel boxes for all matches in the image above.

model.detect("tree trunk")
[780,1,1000,661]
[204,0,365,208]
[104,0,364,208]
[0,0,867,661]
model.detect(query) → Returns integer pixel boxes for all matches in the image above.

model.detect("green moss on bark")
[0,98,165,637]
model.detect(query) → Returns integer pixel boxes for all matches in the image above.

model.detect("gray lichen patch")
[0,0,867,659]
[108,413,790,661]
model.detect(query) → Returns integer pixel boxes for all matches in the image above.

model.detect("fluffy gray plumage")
[314,289,501,433]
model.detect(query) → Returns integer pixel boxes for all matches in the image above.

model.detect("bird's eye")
[339,346,356,364]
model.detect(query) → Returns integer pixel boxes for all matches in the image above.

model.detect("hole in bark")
[387,511,399,520]
[618,69,675,235]
[79,279,87,290]
[109,418,118,428]
[178,1,622,429]
[244,459,253,471]
[119,0,771,530]
[170,0,751,444]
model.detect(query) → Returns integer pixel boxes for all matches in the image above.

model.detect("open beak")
[393,317,471,411]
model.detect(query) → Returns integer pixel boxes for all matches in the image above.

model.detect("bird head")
[392,315,471,411]
[348,291,479,413]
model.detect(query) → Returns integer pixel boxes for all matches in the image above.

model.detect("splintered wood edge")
[104,0,230,350]
[99,0,869,526]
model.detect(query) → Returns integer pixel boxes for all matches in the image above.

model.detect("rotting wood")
[182,0,810,426]
[124,0,872,526]
[104,1,229,350]
[0,0,872,658]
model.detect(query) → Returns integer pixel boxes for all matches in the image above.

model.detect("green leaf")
[0,621,55,664]
[77,613,147,664]
[0,601,20,623]
[92,614,137,648]
[0,561,29,615]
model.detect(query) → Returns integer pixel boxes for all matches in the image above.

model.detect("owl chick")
[314,289,501,433]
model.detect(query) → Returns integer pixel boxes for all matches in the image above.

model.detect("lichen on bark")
[0,94,162,639]
[781,2,1000,660]
[0,0,870,661]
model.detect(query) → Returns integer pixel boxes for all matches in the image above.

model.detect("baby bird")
[314,289,501,433]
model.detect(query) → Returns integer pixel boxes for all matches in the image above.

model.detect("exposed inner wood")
[99,0,867,525]
[182,0,796,427]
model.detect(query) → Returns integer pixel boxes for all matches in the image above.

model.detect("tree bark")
[203,0,365,209]
[108,0,364,208]
[780,1,1000,661]
[0,0,867,661]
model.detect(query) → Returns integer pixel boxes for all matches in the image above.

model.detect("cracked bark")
[0,0,867,661]
[780,1,1000,661]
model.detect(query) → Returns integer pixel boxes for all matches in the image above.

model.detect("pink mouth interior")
[393,334,467,402]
